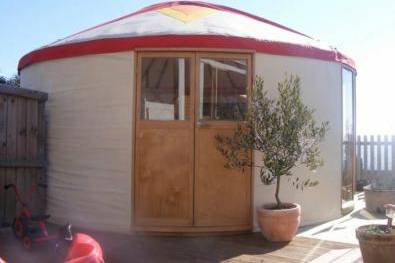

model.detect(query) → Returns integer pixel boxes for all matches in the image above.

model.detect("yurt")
[19,1,356,233]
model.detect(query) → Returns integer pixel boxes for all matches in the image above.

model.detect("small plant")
[366,225,391,234]
[216,75,329,209]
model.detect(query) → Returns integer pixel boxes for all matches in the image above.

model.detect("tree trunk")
[275,175,282,209]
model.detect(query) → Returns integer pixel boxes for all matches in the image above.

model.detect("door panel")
[194,54,252,227]
[134,53,194,226]
[135,124,194,226]
[195,125,251,226]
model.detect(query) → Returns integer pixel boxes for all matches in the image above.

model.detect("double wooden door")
[134,52,252,231]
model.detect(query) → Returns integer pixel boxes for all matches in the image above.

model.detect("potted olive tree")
[216,75,328,242]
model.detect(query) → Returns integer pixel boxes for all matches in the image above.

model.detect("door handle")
[196,120,209,128]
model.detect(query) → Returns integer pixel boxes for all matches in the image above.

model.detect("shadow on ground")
[1,224,291,263]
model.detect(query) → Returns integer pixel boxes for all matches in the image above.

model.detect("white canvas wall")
[20,52,134,232]
[20,50,343,233]
[253,53,342,229]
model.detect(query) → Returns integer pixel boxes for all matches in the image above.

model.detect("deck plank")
[0,226,361,263]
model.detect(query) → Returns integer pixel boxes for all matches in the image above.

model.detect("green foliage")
[0,74,20,87]
[366,225,392,234]
[216,75,329,208]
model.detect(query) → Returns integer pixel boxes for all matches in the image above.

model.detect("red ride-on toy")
[57,224,104,263]
[4,183,56,249]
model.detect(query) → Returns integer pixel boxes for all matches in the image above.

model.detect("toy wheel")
[12,219,24,239]
[23,236,32,250]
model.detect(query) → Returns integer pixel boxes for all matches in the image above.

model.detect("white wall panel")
[21,52,134,232]
[253,54,342,229]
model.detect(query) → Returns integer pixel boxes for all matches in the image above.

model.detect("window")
[341,68,355,207]
[140,57,190,120]
[199,58,248,121]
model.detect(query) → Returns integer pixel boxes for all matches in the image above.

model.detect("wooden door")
[134,52,195,226]
[134,51,252,230]
[194,53,252,227]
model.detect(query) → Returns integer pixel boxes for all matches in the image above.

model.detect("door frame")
[132,49,255,233]
[340,65,357,215]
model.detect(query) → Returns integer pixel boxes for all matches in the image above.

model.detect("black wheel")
[12,218,25,239]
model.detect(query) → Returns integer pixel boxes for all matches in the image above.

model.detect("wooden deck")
[0,226,361,262]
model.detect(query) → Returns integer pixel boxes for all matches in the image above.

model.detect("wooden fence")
[356,135,395,185]
[0,84,47,226]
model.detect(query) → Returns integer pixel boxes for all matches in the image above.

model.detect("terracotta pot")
[356,225,395,263]
[364,185,395,214]
[257,203,301,242]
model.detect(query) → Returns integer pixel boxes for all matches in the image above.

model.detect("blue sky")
[1,0,394,135]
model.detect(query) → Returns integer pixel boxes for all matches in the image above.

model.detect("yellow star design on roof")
[158,5,217,23]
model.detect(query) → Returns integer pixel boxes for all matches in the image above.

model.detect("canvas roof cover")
[19,1,355,70]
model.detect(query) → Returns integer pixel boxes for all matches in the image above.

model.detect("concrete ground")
[298,192,386,244]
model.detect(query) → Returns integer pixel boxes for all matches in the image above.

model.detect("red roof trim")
[19,35,355,71]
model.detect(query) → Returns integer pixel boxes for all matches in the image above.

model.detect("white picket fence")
[356,135,395,184]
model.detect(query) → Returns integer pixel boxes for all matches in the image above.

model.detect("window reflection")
[199,58,248,121]
[140,57,190,120]
[342,68,355,208]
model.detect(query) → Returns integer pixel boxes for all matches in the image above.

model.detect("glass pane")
[342,68,355,208]
[140,57,190,120]
[199,58,248,120]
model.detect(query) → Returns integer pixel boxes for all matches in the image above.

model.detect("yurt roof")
[18,1,355,71]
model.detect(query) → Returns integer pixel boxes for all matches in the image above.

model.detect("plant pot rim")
[257,202,301,215]
[356,224,395,242]
[364,184,395,192]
